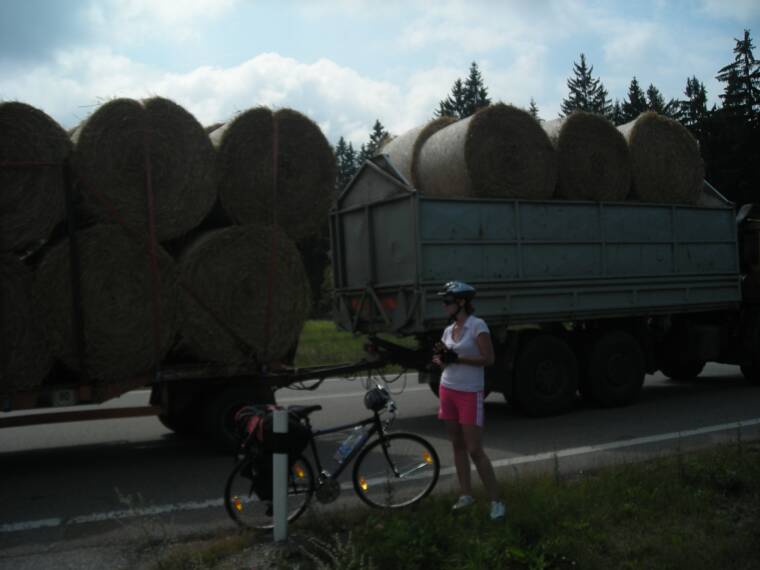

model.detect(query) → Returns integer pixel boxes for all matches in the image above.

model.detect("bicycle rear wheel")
[224,454,315,529]
[352,433,440,508]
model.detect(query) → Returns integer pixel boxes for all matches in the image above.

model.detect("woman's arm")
[457,332,495,367]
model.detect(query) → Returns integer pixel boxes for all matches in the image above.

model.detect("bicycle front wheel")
[352,433,440,508]
[224,454,315,530]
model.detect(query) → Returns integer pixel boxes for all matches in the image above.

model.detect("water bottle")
[334,426,367,463]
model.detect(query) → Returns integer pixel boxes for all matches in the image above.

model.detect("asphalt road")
[1,364,759,569]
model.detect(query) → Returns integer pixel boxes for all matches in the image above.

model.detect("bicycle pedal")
[315,479,341,504]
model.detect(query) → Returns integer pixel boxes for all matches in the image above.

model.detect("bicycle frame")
[304,409,390,481]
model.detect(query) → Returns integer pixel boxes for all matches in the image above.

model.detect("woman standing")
[432,281,506,520]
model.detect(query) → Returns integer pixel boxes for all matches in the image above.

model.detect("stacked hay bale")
[33,225,179,383]
[379,117,455,187]
[415,103,557,199]
[0,255,53,391]
[178,224,311,365]
[543,111,630,201]
[71,97,217,241]
[0,102,70,253]
[211,107,336,240]
[618,111,704,204]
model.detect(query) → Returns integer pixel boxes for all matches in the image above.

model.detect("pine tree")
[528,98,540,120]
[334,136,358,193]
[645,83,679,118]
[610,99,624,125]
[357,120,389,164]
[621,77,648,122]
[716,29,760,122]
[436,78,467,119]
[463,62,491,117]
[560,53,610,117]
[679,76,709,134]
[436,62,491,119]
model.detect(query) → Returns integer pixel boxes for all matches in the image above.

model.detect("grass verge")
[155,441,760,570]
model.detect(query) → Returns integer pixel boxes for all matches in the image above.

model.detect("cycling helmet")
[437,281,476,301]
[364,385,390,412]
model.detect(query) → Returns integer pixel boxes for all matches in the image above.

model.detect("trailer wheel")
[158,408,202,437]
[204,384,275,451]
[740,364,760,385]
[514,334,578,416]
[587,331,645,407]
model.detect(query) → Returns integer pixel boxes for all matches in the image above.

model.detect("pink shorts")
[438,385,484,427]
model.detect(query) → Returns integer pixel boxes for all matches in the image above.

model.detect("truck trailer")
[330,155,760,415]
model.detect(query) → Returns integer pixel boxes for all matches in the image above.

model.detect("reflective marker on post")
[272,409,288,542]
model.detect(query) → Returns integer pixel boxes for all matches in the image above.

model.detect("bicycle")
[224,385,440,530]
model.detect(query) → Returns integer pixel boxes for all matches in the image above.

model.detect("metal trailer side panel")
[331,166,741,336]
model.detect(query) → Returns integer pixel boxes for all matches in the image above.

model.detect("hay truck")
[329,156,760,414]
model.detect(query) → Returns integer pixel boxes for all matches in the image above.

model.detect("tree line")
[309,29,759,317]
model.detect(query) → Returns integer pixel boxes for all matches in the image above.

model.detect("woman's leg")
[445,420,472,496]
[461,424,500,501]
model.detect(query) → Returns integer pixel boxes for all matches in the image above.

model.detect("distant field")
[294,320,417,368]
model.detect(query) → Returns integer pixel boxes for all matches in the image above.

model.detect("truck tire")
[158,408,202,437]
[587,331,645,407]
[740,364,760,385]
[204,384,275,451]
[514,334,578,416]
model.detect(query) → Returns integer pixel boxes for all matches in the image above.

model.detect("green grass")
[294,320,417,369]
[155,441,760,570]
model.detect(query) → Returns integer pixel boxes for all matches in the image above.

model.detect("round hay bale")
[34,225,179,381]
[0,255,52,390]
[378,117,456,189]
[0,102,69,252]
[210,107,336,241]
[618,112,704,204]
[72,97,217,241]
[416,103,557,199]
[179,224,310,365]
[543,112,631,201]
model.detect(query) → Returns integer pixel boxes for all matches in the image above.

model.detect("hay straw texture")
[379,117,456,189]
[71,97,217,241]
[0,102,70,252]
[179,224,310,365]
[543,112,631,201]
[618,112,704,204]
[34,225,179,381]
[416,104,557,199]
[210,107,336,241]
[1,255,52,390]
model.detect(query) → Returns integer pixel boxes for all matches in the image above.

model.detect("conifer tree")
[528,98,540,120]
[357,120,389,164]
[334,136,358,193]
[610,99,624,125]
[621,77,648,122]
[678,76,709,134]
[436,62,491,119]
[716,29,760,122]
[561,53,610,117]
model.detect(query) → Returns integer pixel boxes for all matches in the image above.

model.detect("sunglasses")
[442,299,458,306]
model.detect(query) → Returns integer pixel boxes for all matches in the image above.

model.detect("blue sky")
[1,0,758,146]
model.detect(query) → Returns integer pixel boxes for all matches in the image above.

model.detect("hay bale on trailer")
[210,107,336,241]
[71,97,217,241]
[543,112,631,201]
[34,225,179,381]
[0,102,70,253]
[178,224,310,365]
[618,111,704,204]
[378,117,456,189]
[415,103,557,199]
[0,255,53,391]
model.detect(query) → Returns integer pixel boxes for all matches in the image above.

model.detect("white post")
[272,409,288,542]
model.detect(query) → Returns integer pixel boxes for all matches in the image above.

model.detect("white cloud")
[0,49,454,146]
[698,0,760,21]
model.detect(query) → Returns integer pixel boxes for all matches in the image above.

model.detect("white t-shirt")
[440,315,490,392]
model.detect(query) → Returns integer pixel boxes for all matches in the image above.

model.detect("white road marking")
[2,417,758,534]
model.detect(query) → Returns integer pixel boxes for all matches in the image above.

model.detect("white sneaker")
[451,495,475,511]
[490,501,506,520]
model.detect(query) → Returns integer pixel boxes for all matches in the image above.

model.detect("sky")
[1,0,758,147]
